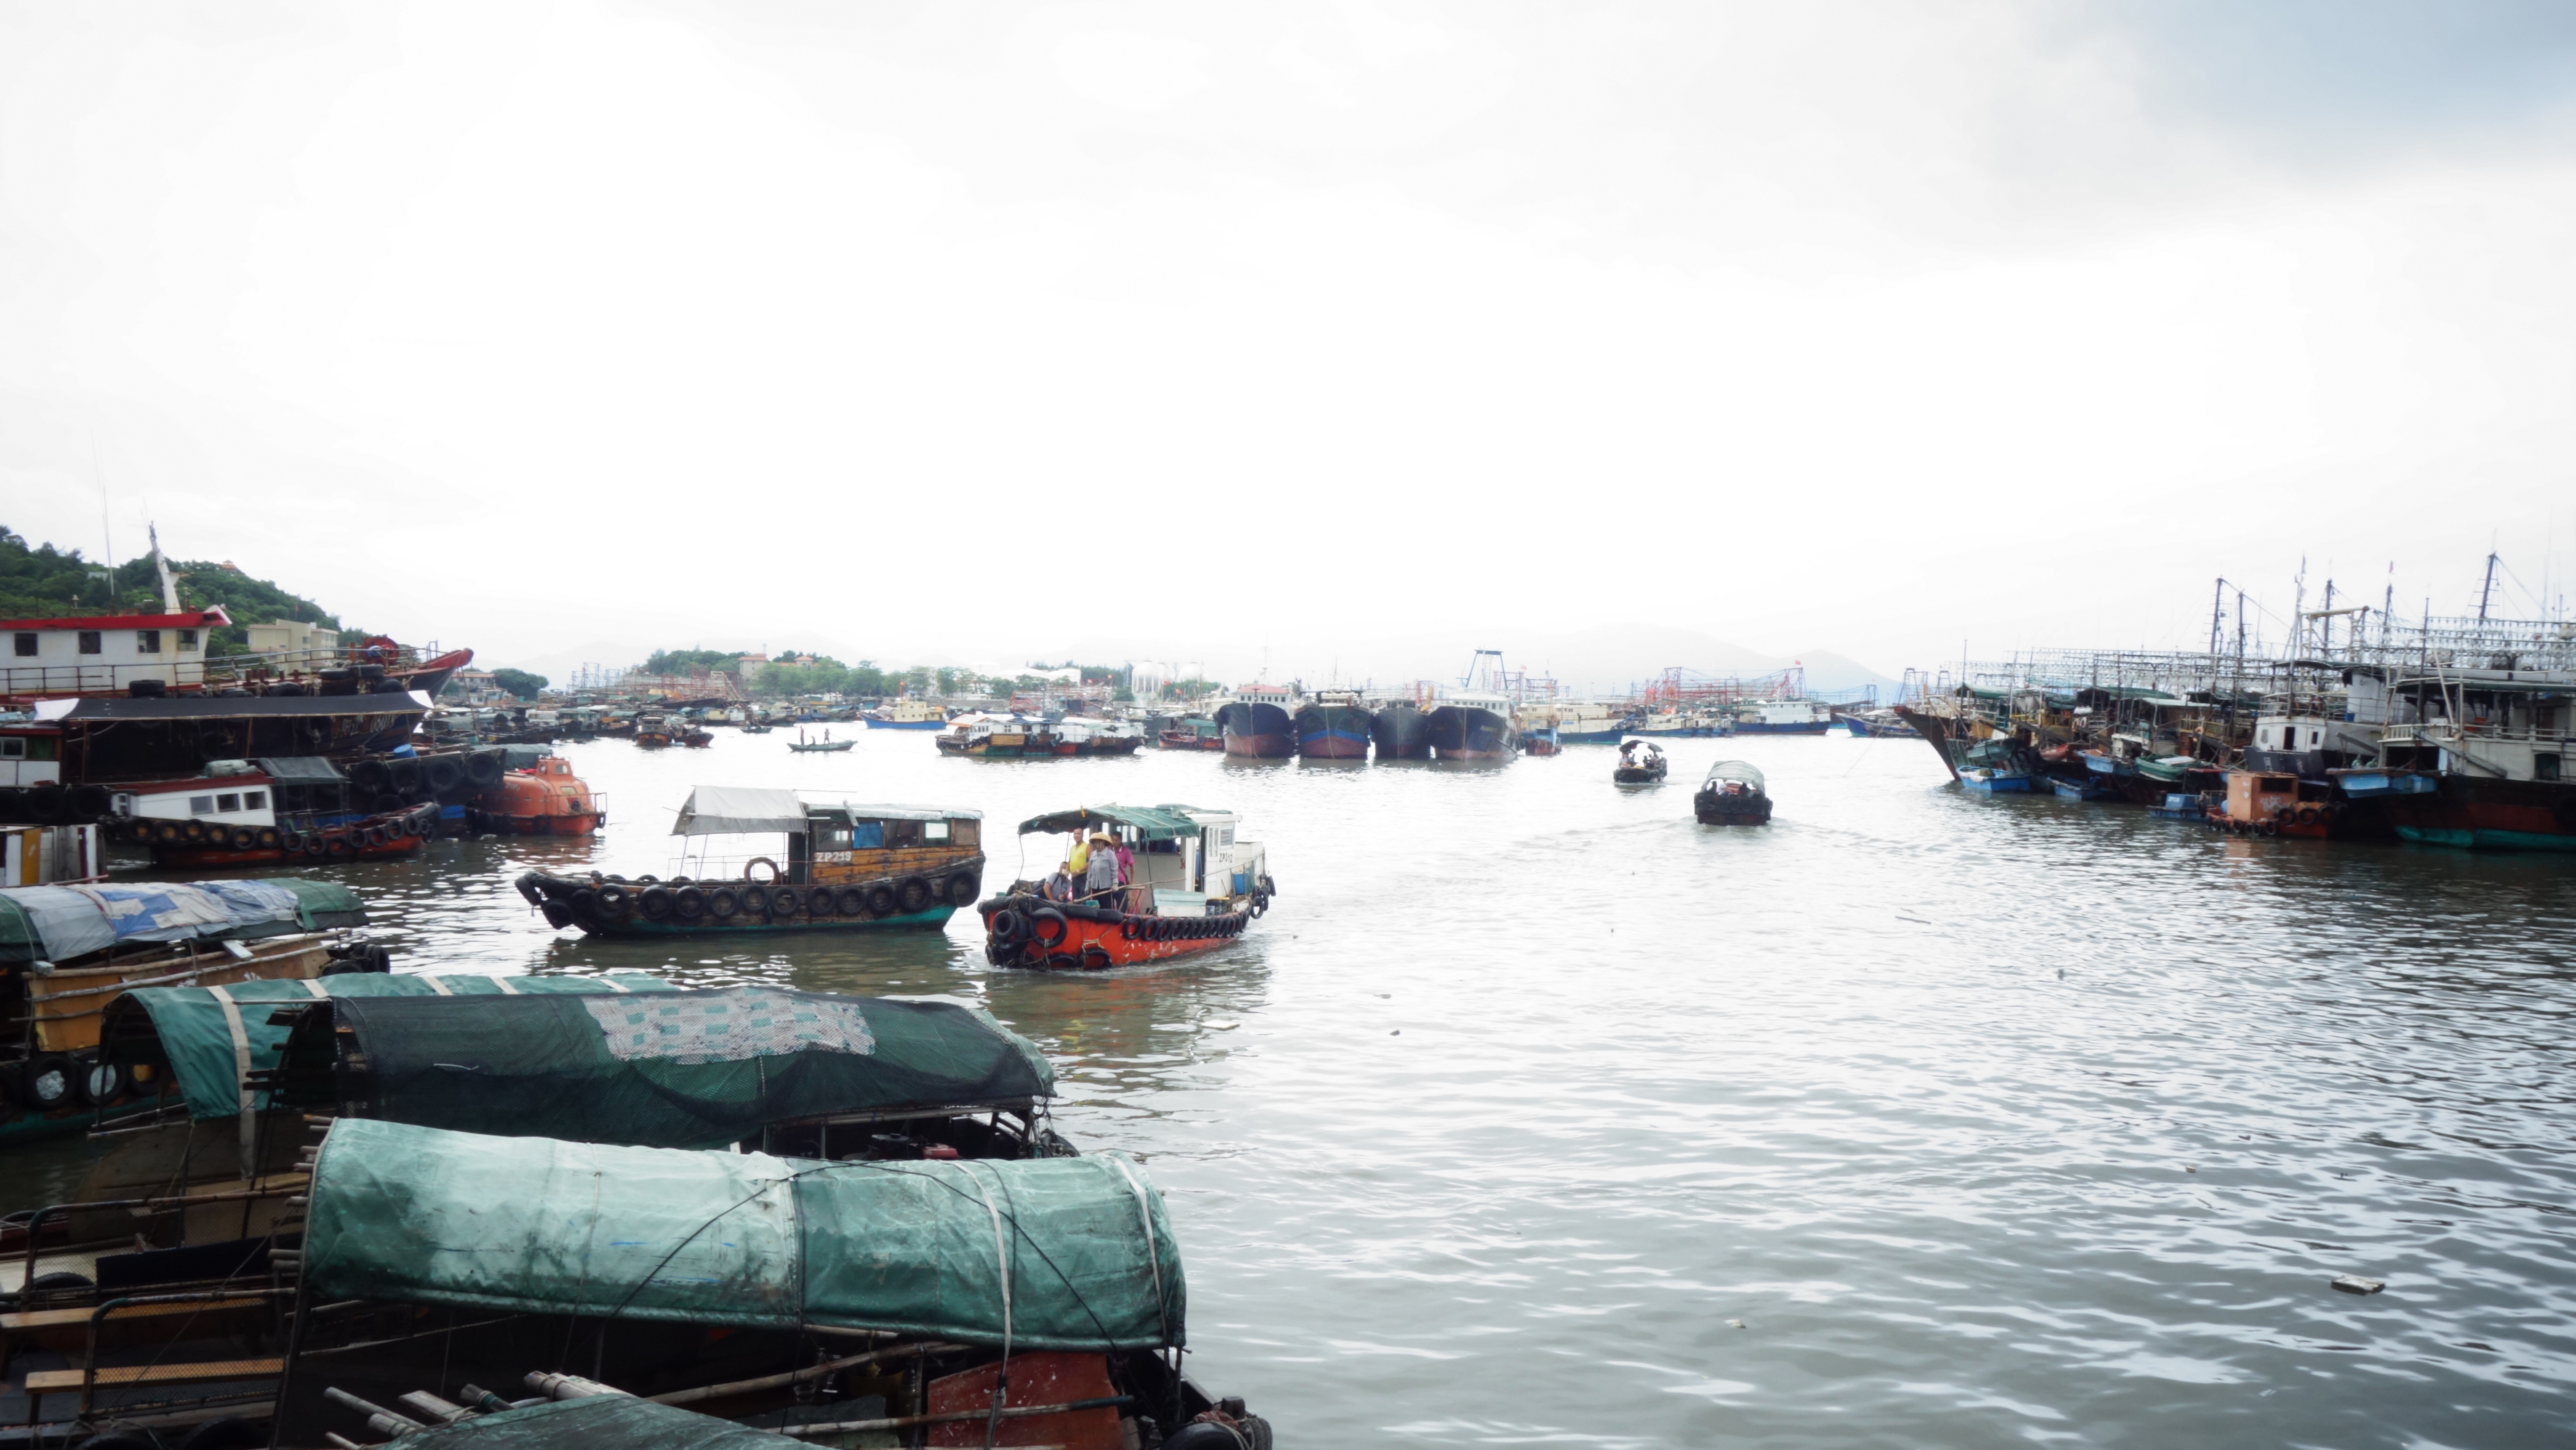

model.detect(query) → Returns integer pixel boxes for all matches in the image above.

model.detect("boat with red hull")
[977,802,1273,970]
[1217,684,1298,758]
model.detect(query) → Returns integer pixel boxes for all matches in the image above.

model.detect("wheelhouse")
[669,785,981,887]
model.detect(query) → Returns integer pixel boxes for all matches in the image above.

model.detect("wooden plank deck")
[25,1357,284,1394]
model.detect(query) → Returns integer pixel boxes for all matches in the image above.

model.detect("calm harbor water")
[25,728,2576,1446]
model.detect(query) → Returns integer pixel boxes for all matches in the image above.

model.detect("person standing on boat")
[1068,833,1091,885]
[1085,832,1119,900]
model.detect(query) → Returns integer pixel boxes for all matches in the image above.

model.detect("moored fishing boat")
[1545,699,1634,744]
[2209,768,2380,838]
[0,876,372,1140]
[100,759,442,865]
[1216,683,1297,758]
[1158,716,1225,749]
[1694,760,1773,823]
[786,726,854,752]
[1426,694,1515,760]
[1294,690,1373,758]
[1368,700,1431,759]
[977,803,1272,970]
[1613,739,1667,783]
[1733,699,1834,734]
[515,787,983,936]
[864,697,950,729]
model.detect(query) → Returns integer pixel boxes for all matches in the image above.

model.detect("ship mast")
[148,523,179,612]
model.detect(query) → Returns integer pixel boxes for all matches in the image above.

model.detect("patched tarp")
[393,1395,784,1450]
[0,878,366,965]
[671,785,806,836]
[299,988,1054,1149]
[105,972,682,1121]
[303,1120,1186,1351]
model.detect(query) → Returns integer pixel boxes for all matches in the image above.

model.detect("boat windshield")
[1702,760,1765,789]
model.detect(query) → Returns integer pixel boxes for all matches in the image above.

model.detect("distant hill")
[0,525,347,654]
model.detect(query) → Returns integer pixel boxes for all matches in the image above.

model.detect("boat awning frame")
[1018,804,1210,840]
[674,787,981,836]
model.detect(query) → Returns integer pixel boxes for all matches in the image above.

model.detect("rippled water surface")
[31,729,2576,1445]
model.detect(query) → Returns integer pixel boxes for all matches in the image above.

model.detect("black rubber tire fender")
[180,818,208,844]
[466,752,505,787]
[708,887,742,918]
[1119,917,1140,941]
[896,877,933,914]
[594,882,628,914]
[639,886,674,920]
[1030,906,1070,948]
[302,835,328,857]
[20,1055,76,1110]
[988,908,1024,943]
[153,819,184,845]
[351,758,391,791]
[68,783,112,820]
[740,884,770,916]
[324,835,352,857]
[770,886,802,917]
[946,874,979,909]
[836,886,868,915]
[72,1055,129,1107]
[389,758,424,794]
[805,886,836,916]
[540,898,575,928]
[424,756,465,794]
[229,826,258,851]
[25,783,67,823]
[256,826,282,849]
[673,885,707,919]
[866,884,898,917]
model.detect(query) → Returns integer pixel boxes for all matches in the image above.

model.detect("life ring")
[673,885,706,919]
[946,874,979,908]
[770,886,803,917]
[741,885,771,916]
[707,886,741,918]
[896,877,933,914]
[743,857,781,884]
[1030,907,1070,948]
[639,886,674,920]
[865,884,897,918]
[836,886,867,916]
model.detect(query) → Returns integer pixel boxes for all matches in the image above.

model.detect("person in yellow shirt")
[1068,835,1091,878]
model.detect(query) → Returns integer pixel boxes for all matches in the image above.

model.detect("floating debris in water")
[2330,1275,2385,1296]
[1390,1029,1401,1036]
[1726,1319,1747,1329]
[1206,1020,1240,1031]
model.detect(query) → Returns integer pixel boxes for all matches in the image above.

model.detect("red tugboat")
[976,803,1274,969]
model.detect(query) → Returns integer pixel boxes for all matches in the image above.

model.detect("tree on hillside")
[1,527,346,653]
[644,648,740,677]
[490,668,548,701]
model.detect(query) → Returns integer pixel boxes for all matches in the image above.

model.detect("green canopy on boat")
[282,987,1055,1149]
[1017,804,1213,840]
[104,972,682,1121]
[302,1120,1186,1352]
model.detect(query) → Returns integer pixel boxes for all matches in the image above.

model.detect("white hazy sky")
[6,1,2576,686]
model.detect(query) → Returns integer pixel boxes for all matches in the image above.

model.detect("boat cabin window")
[951,818,978,848]
[217,793,241,812]
[78,631,101,655]
[924,819,950,844]
[883,820,924,849]
[136,629,161,654]
[245,790,266,809]
[0,739,18,759]
[11,632,32,656]
[813,822,853,851]
[190,795,215,814]
[177,628,198,650]
[2540,754,2562,781]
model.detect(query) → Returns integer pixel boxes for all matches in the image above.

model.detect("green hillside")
[0,525,350,654]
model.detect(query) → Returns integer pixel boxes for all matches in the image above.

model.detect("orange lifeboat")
[473,755,605,835]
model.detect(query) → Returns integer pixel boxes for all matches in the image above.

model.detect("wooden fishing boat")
[976,804,1273,970]
[863,698,950,729]
[937,714,1140,757]
[1612,740,1667,783]
[0,877,371,1143]
[1158,717,1224,750]
[0,1118,1260,1449]
[516,788,984,937]
[787,731,855,752]
[1693,760,1773,824]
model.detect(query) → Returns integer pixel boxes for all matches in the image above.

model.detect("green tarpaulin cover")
[306,988,1055,1149]
[1017,804,1212,840]
[304,1120,1185,1351]
[107,973,681,1121]
[393,1395,785,1450]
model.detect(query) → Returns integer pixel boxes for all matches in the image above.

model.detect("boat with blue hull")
[863,699,950,730]
[1369,701,1431,759]
[1218,684,1298,758]
[1295,692,1374,759]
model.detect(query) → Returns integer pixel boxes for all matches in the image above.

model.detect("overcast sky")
[6,2,2576,687]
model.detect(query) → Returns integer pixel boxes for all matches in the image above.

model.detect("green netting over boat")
[303,1120,1186,1351]
[105,973,681,1121]
[309,988,1054,1149]
[392,1395,783,1450]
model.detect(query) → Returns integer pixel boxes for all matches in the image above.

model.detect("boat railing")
[0,659,210,694]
